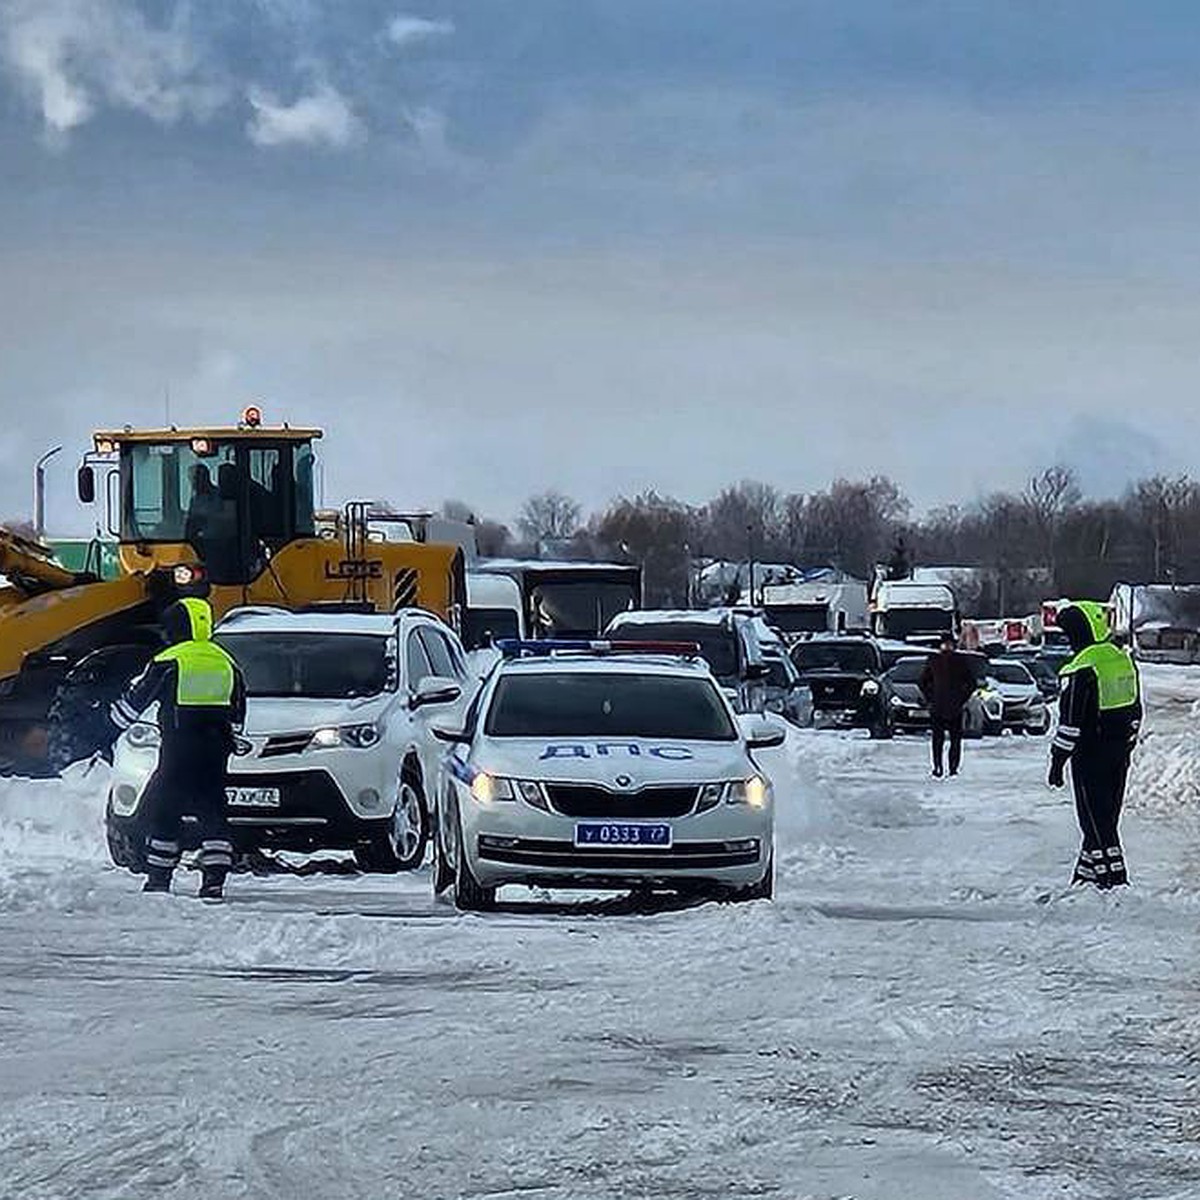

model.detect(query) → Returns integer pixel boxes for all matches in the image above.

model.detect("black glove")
[1048,758,1066,789]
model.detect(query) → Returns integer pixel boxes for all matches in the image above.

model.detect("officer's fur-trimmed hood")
[163,597,214,645]
[1059,601,1110,654]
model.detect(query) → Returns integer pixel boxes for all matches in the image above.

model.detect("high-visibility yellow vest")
[1061,642,1139,712]
[153,641,236,707]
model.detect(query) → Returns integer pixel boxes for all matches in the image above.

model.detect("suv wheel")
[355,771,429,873]
[105,796,147,873]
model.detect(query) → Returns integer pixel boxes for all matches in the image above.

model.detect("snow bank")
[0,763,109,911]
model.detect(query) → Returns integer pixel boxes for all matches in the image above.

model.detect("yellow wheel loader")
[0,413,465,776]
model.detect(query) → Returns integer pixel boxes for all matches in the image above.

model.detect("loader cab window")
[122,439,317,585]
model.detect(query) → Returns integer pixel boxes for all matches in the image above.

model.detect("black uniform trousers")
[931,712,964,775]
[143,730,234,876]
[1070,740,1131,888]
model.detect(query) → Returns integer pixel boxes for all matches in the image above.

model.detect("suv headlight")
[860,680,880,696]
[125,723,160,750]
[310,724,380,750]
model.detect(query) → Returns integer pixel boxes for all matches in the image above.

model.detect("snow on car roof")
[608,609,736,627]
[215,608,399,636]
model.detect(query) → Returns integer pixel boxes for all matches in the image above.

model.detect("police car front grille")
[477,836,761,871]
[545,785,698,818]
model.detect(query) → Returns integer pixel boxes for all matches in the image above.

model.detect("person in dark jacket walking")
[919,634,977,777]
[110,598,246,899]
[1048,601,1141,888]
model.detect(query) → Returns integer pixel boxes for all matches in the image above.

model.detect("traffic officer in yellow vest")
[110,598,246,899]
[1048,601,1141,888]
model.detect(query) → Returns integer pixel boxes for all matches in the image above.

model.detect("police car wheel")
[734,852,774,903]
[432,800,454,895]
[451,801,496,912]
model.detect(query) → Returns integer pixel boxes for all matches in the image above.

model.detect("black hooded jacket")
[1050,605,1141,772]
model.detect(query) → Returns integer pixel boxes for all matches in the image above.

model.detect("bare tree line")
[443,467,1200,616]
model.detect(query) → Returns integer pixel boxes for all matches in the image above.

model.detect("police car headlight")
[125,723,160,750]
[515,780,549,811]
[725,776,771,809]
[861,680,881,696]
[469,771,515,805]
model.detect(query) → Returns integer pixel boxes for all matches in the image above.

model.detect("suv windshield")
[765,605,828,634]
[217,632,390,699]
[485,672,737,740]
[792,641,877,675]
[611,622,739,679]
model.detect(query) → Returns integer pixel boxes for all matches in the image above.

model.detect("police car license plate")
[574,823,671,849]
[226,786,281,808]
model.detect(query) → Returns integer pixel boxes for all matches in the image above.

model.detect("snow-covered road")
[3,668,1200,1200]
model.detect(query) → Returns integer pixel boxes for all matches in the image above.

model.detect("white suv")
[431,640,782,910]
[105,607,472,874]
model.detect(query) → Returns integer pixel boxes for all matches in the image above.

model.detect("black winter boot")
[143,867,172,894]
[199,868,228,901]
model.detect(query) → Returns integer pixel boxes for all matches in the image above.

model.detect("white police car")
[430,640,783,910]
[106,608,470,874]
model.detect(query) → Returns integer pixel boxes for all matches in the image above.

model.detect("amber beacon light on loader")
[0,409,466,777]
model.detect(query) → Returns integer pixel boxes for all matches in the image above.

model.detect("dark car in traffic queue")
[884,651,1005,738]
[789,636,895,738]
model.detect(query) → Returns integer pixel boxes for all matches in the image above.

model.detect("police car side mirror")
[740,715,786,750]
[431,724,471,744]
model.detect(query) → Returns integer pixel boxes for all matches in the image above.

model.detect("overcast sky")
[1,0,1199,534]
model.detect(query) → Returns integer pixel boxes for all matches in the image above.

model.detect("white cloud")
[246,81,363,149]
[0,0,225,137]
[386,14,454,49]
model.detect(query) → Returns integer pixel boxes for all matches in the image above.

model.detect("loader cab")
[82,419,321,587]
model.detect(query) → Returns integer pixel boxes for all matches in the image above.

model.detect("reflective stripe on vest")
[154,642,236,707]
[1061,642,1139,712]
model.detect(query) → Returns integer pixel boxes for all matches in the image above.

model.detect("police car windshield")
[217,632,390,699]
[486,672,738,740]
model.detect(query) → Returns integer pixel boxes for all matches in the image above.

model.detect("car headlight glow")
[861,680,881,696]
[469,771,515,805]
[310,724,380,750]
[125,722,160,750]
[726,776,771,809]
[889,696,904,708]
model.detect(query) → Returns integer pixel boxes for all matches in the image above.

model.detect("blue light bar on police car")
[496,639,702,659]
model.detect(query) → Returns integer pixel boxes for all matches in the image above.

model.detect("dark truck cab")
[790,636,894,738]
